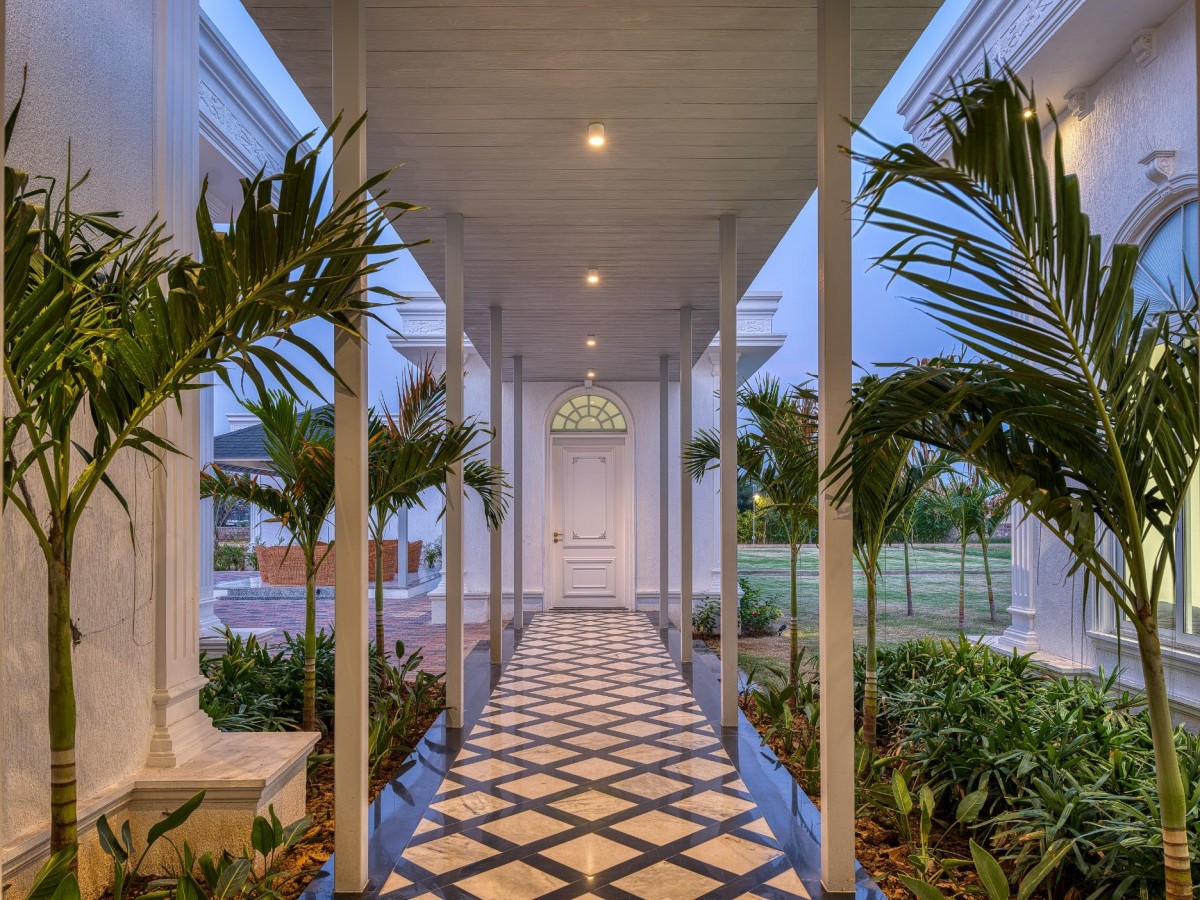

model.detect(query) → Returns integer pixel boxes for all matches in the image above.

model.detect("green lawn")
[730,543,1010,680]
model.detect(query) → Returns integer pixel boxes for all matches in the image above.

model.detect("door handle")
[553,531,564,543]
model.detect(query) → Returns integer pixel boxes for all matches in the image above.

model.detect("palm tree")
[938,467,982,629]
[850,405,945,746]
[367,362,509,659]
[685,377,819,693]
[202,393,335,731]
[833,68,1198,896]
[971,471,1007,622]
[895,446,946,617]
[2,115,416,853]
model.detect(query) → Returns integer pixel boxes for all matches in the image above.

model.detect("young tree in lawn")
[896,446,946,616]
[367,362,508,659]
[685,377,819,694]
[971,471,1008,622]
[939,466,983,628]
[201,393,335,732]
[833,69,1198,897]
[3,113,416,853]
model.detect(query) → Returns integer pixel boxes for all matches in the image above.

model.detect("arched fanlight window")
[551,394,627,432]
[1133,200,1198,314]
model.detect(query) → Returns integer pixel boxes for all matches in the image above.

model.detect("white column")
[679,309,694,662]
[445,213,466,727]
[990,508,1039,653]
[489,306,504,662]
[659,355,670,627]
[395,507,409,580]
[817,0,856,890]
[197,379,223,652]
[331,1,369,890]
[718,215,738,727]
[513,355,524,632]
[148,0,219,768]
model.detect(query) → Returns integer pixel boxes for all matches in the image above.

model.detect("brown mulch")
[277,688,446,900]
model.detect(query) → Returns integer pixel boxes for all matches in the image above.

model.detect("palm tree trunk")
[981,537,995,623]
[789,541,799,696]
[302,566,318,731]
[374,532,386,661]
[958,535,966,628]
[1135,622,1193,899]
[47,524,78,855]
[903,539,913,617]
[863,565,879,748]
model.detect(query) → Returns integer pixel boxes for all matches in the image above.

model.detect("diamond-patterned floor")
[379,611,811,899]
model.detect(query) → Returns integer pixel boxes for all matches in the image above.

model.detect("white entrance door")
[549,437,628,608]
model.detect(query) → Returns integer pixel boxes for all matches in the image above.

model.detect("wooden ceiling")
[243,0,945,380]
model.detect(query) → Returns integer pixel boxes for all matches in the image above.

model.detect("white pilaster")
[660,355,670,627]
[198,377,223,652]
[679,309,694,662]
[817,0,856,890]
[513,355,524,633]
[331,1,370,890]
[489,307,503,662]
[988,508,1040,653]
[446,213,466,728]
[718,214,738,727]
[148,0,220,769]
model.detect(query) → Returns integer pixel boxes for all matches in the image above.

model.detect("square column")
[679,308,694,662]
[513,355,524,634]
[659,355,670,627]
[331,0,370,890]
[817,0,856,890]
[489,307,504,662]
[445,213,466,728]
[148,0,219,768]
[718,215,738,727]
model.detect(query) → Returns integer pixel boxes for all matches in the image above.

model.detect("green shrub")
[214,542,252,571]
[691,578,780,638]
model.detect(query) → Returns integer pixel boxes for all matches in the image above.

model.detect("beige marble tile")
[611,720,671,738]
[672,791,757,822]
[683,832,783,875]
[608,684,653,698]
[402,833,498,876]
[510,743,580,765]
[451,757,525,782]
[740,816,777,839]
[549,789,636,820]
[664,757,735,782]
[528,701,584,717]
[659,731,719,750]
[454,860,569,900]
[467,731,532,752]
[479,710,538,727]
[568,710,624,727]
[765,867,814,898]
[538,673,577,684]
[563,691,617,708]
[478,808,574,844]
[610,809,706,844]
[539,832,640,876]
[656,710,708,726]
[573,678,616,691]
[610,772,691,800]
[534,685,582,699]
[522,720,581,738]
[501,772,577,799]
[558,757,631,780]
[379,870,411,893]
[563,731,628,751]
[412,817,441,836]
[610,744,680,765]
[611,861,722,899]
[605,672,645,683]
[429,791,513,821]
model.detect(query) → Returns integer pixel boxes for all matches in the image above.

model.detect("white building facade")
[900,0,1200,714]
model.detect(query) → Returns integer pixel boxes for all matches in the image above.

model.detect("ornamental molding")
[401,317,448,336]
[199,10,309,184]
[1064,85,1093,120]
[1139,149,1176,188]
[1130,29,1158,68]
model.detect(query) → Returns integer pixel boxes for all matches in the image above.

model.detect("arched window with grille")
[1132,199,1198,314]
[550,394,627,432]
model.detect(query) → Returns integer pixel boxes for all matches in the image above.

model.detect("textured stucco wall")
[1022,2,1200,699]
[453,357,719,614]
[3,0,158,850]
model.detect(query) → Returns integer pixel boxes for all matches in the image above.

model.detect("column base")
[147,672,221,768]
[981,604,1040,656]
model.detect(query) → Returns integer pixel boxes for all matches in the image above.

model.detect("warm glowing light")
[1022,107,1035,120]
[753,493,761,502]
[586,268,600,285]
[587,122,606,146]
[586,334,597,347]
[586,370,596,379]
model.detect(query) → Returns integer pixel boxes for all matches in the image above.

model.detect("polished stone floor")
[377,611,811,899]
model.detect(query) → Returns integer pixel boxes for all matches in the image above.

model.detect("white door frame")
[543,387,636,610]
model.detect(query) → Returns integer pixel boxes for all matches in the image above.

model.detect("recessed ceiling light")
[586,369,596,379]
[587,123,606,147]
[586,268,600,285]
[586,334,597,347]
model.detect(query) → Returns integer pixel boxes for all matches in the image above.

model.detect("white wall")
[3,0,158,847]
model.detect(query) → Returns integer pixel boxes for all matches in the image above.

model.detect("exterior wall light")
[586,334,597,347]
[586,268,600,285]
[588,122,606,146]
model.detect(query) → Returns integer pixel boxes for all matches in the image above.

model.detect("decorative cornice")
[1064,85,1093,120]
[199,10,309,182]
[1139,149,1176,187]
[1130,28,1158,67]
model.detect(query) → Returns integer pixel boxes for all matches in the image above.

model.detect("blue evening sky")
[201,0,971,432]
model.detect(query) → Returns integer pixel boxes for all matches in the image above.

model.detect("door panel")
[551,439,626,608]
